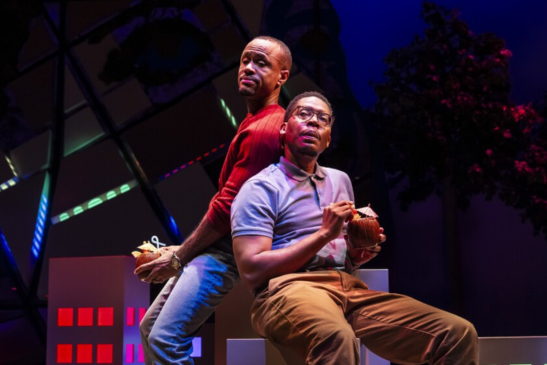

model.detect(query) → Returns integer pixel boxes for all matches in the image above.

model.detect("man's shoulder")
[254,104,285,121]
[236,164,282,203]
[322,166,351,181]
[246,163,282,184]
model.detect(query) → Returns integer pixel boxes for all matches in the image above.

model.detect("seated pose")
[231,91,478,365]
[135,36,291,365]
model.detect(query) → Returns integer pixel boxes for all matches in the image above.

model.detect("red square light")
[57,344,73,363]
[98,307,114,326]
[126,344,134,363]
[97,344,113,364]
[76,344,93,363]
[77,308,93,326]
[58,308,73,327]
[126,307,135,326]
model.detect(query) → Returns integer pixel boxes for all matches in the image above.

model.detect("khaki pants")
[251,271,478,365]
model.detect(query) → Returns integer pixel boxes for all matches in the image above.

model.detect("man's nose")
[243,62,255,73]
[306,114,321,127]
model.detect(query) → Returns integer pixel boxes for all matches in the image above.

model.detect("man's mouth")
[301,130,320,140]
[240,77,257,86]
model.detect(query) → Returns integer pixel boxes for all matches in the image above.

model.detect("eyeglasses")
[292,106,334,127]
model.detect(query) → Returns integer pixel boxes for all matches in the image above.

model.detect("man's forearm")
[175,215,224,265]
[234,230,332,291]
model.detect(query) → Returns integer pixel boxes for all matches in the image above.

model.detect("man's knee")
[444,315,478,352]
[452,316,477,340]
[308,326,359,364]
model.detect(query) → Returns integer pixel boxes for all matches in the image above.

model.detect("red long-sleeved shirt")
[206,104,285,235]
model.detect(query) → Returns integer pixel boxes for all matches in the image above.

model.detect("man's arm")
[135,111,284,283]
[135,215,223,282]
[233,201,354,292]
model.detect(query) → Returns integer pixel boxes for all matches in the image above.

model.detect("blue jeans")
[140,247,239,365]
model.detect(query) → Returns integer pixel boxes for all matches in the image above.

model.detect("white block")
[479,336,547,364]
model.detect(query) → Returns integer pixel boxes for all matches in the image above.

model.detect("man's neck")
[246,93,279,115]
[285,154,317,175]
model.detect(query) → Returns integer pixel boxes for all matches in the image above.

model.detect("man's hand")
[345,227,387,266]
[318,201,355,241]
[134,248,181,284]
[158,245,180,255]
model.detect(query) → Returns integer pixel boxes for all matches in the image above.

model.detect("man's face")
[238,39,287,99]
[282,97,332,159]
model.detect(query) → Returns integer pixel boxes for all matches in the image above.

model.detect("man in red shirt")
[135,36,291,364]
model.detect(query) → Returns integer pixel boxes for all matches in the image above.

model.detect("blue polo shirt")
[231,157,354,271]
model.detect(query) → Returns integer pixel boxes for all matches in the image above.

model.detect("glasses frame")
[292,106,334,128]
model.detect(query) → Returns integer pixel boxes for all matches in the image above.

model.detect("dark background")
[0,1,545,364]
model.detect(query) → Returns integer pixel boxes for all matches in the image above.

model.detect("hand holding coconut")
[133,240,180,284]
[132,242,161,281]
[345,204,386,265]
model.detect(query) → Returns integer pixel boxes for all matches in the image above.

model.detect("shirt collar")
[278,156,327,182]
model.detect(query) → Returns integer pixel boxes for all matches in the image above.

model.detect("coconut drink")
[347,204,381,248]
[132,241,161,280]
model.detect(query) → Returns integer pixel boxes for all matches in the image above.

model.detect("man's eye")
[298,109,312,118]
[318,114,330,124]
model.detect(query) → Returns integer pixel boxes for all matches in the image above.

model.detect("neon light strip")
[51,180,138,224]
[31,194,48,259]
[50,143,228,225]
[0,177,19,192]
[5,156,17,177]
[220,98,238,128]
[159,143,227,181]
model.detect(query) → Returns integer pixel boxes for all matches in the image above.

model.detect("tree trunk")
[442,177,464,315]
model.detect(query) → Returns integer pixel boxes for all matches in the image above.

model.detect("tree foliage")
[372,1,547,238]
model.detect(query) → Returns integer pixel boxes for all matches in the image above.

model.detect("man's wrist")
[170,252,182,270]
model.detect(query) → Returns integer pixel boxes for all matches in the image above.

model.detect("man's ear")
[326,133,331,148]
[280,122,287,136]
[279,123,287,151]
[277,69,289,87]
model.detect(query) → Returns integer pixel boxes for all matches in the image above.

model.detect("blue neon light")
[31,194,48,259]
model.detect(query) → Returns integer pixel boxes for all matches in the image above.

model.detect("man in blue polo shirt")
[231,91,478,364]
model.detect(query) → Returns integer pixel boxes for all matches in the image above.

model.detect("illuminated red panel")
[77,308,93,326]
[126,307,135,326]
[138,344,144,363]
[76,344,93,363]
[98,307,114,326]
[58,308,74,326]
[97,344,113,364]
[138,308,146,324]
[126,344,134,363]
[57,344,73,363]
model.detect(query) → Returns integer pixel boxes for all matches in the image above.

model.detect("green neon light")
[8,179,15,186]
[51,180,136,225]
[88,198,103,209]
[0,184,7,190]
[220,98,226,108]
[231,116,237,127]
[5,156,17,177]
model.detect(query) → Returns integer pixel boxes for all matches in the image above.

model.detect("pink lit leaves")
[372,1,547,238]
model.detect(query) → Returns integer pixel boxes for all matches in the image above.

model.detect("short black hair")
[283,91,334,124]
[252,35,292,70]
